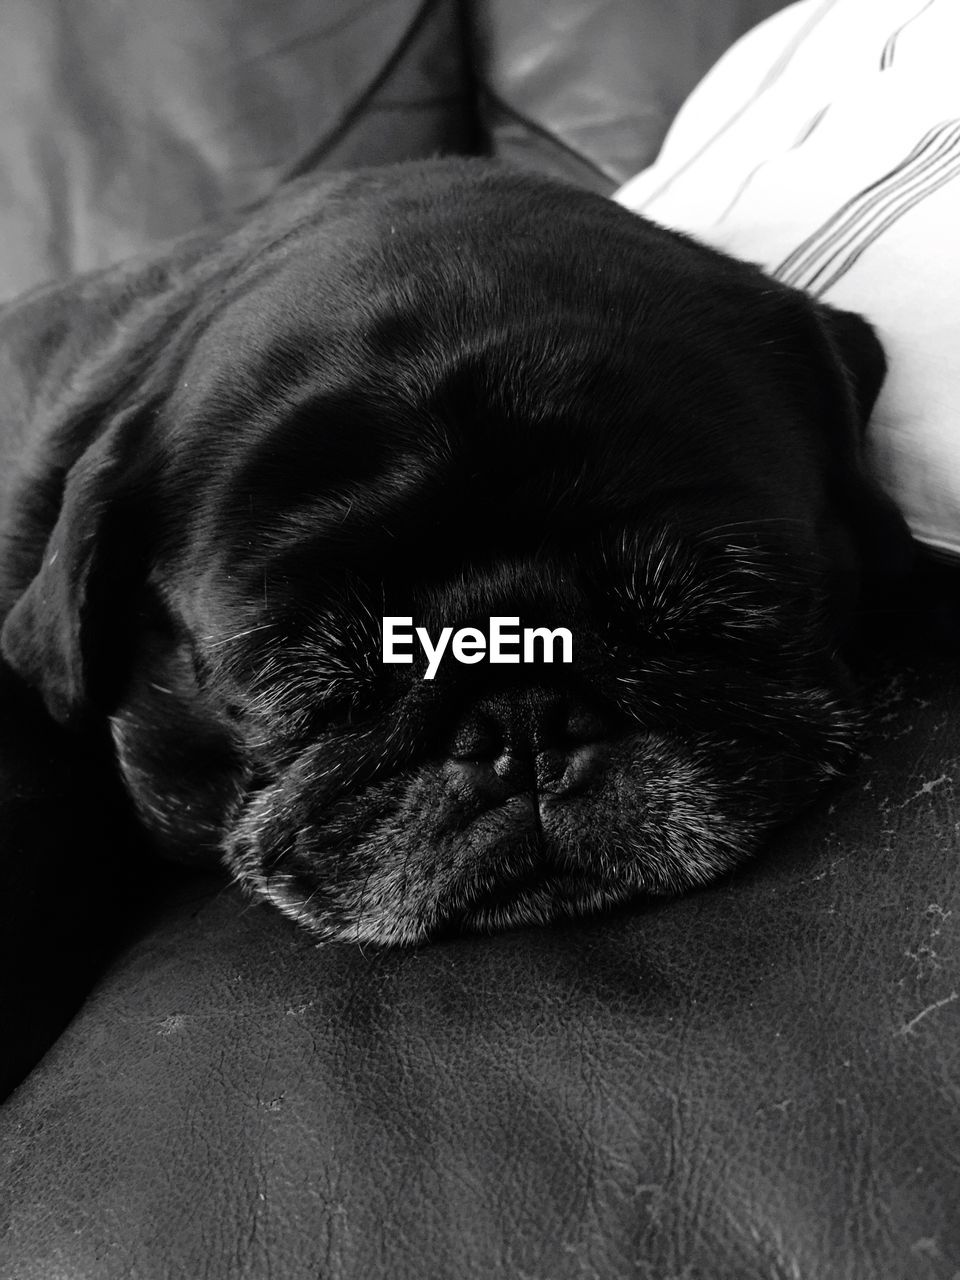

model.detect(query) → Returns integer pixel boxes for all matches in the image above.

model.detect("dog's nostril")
[534,697,615,752]
[563,709,609,746]
[447,688,615,766]
[448,715,503,762]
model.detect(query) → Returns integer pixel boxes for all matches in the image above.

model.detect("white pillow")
[614,0,960,562]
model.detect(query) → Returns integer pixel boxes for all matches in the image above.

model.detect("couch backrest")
[0,0,791,298]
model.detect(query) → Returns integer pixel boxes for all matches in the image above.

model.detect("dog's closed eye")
[596,521,822,658]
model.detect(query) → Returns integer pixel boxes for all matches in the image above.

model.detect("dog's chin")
[223,723,852,949]
[262,856,643,948]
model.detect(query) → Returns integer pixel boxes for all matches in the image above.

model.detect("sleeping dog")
[0,158,913,946]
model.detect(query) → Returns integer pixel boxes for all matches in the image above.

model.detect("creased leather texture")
[0,660,193,1100]
[0,0,475,299]
[1,1,959,1277]
[0,0,791,297]
[467,0,793,193]
[1,625,959,1279]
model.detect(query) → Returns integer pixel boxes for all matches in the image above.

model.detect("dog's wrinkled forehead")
[169,314,769,586]
[129,167,882,638]
[172,337,630,581]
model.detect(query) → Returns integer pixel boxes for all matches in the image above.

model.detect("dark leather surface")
[0,0,791,297]
[2,0,959,1276]
[469,0,792,193]
[0,0,475,299]
[2,617,959,1278]
[0,663,179,1101]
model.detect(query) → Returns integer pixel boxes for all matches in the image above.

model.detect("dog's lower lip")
[464,855,599,912]
[467,867,559,911]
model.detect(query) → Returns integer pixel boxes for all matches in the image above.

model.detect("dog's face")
[0,160,913,946]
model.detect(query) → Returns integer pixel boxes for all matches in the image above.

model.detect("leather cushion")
[2,618,958,1279]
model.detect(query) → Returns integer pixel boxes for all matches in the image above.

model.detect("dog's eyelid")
[605,567,803,654]
[601,521,814,631]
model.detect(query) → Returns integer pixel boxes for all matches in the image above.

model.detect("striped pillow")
[614,0,960,563]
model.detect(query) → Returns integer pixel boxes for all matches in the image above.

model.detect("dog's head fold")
[0,254,208,726]
[0,168,368,726]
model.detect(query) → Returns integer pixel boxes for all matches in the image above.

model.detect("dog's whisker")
[203,623,277,648]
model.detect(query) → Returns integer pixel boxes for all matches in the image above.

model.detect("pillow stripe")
[639,0,841,208]
[880,0,939,69]
[716,104,833,224]
[800,135,960,294]
[773,120,960,287]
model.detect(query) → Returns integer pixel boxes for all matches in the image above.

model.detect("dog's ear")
[1,404,147,728]
[810,299,917,609]
[0,225,240,729]
[813,300,888,434]
[0,171,385,730]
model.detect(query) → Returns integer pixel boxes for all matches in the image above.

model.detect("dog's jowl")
[0,158,913,945]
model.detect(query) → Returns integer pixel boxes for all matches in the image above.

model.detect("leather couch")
[1,2,958,1276]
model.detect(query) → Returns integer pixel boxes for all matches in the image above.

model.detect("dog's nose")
[446,687,614,799]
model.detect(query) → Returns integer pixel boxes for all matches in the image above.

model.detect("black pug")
[0,157,913,947]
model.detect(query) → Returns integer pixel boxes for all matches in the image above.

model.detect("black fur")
[0,157,914,946]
